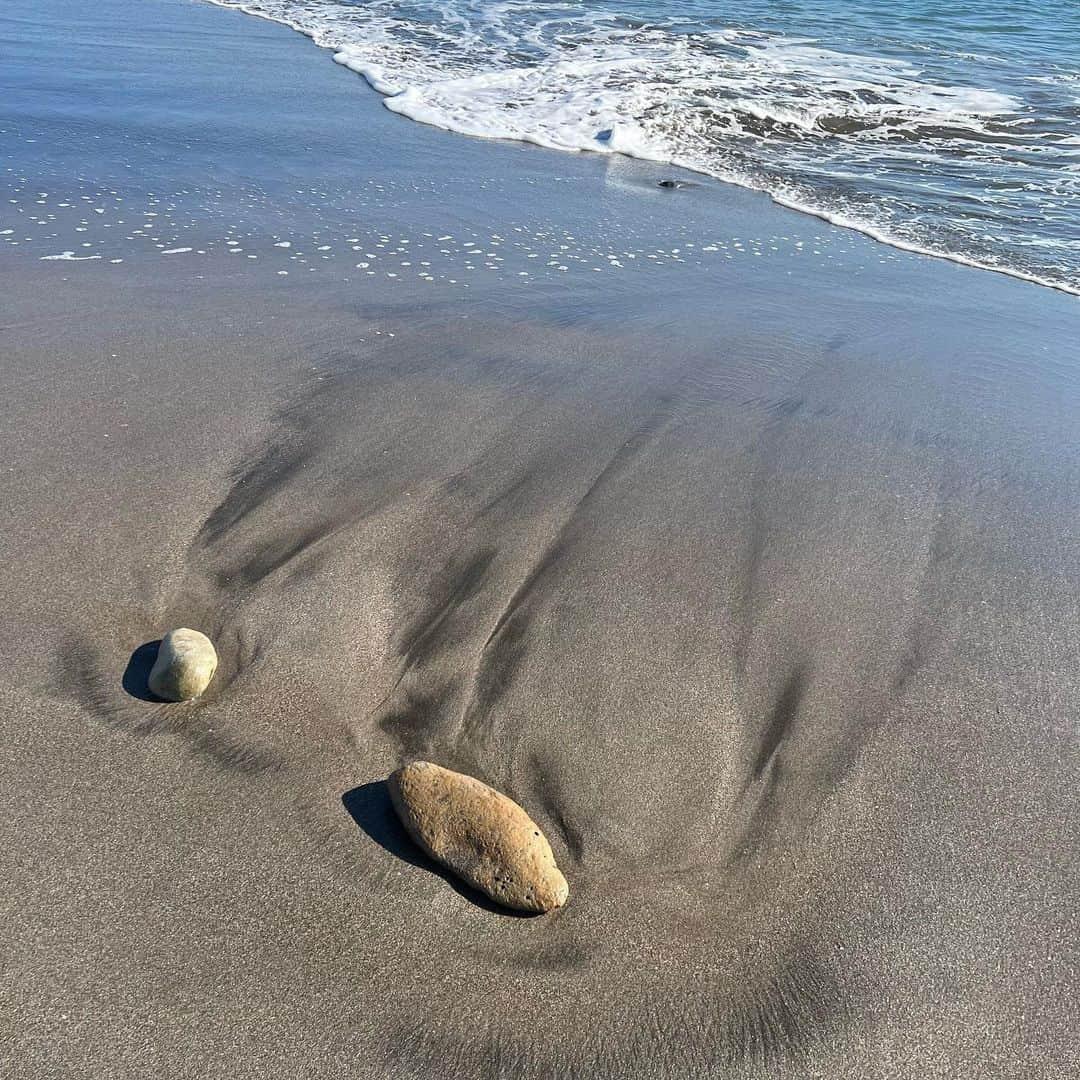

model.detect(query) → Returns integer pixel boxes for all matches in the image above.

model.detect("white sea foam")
[40,251,102,261]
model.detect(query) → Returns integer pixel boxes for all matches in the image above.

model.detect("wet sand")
[2,0,1078,1077]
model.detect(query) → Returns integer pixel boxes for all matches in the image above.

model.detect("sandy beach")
[2,0,1078,1076]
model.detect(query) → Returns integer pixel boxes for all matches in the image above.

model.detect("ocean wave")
[205,0,1080,295]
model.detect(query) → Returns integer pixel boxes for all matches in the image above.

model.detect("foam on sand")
[40,250,102,261]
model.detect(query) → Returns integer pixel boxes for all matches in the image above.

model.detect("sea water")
[206,0,1080,295]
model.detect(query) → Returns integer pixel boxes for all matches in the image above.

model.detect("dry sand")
[1,0,1078,1076]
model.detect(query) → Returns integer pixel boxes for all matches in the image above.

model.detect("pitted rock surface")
[388,761,569,913]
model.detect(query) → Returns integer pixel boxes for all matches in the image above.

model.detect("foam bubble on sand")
[1,152,919,292]
[40,251,101,261]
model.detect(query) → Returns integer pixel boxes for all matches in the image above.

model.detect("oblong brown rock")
[387,761,569,913]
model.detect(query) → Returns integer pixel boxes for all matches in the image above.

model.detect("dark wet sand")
[2,0,1078,1077]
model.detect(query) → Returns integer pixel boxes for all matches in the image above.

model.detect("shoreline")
[204,0,1080,299]
[2,0,1078,1077]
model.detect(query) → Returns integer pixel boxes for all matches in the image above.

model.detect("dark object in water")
[658,178,694,189]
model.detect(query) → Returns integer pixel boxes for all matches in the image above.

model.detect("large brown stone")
[387,761,569,913]
[147,628,217,701]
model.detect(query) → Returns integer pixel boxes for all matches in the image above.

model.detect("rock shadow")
[121,639,164,702]
[341,781,538,918]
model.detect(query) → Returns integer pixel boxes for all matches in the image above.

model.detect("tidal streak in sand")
[206,0,1080,295]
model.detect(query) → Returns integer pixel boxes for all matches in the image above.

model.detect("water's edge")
[203,0,1079,298]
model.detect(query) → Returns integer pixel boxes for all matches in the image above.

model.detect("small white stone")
[147,628,217,701]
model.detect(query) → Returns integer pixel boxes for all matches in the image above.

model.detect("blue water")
[221,1,1072,293]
